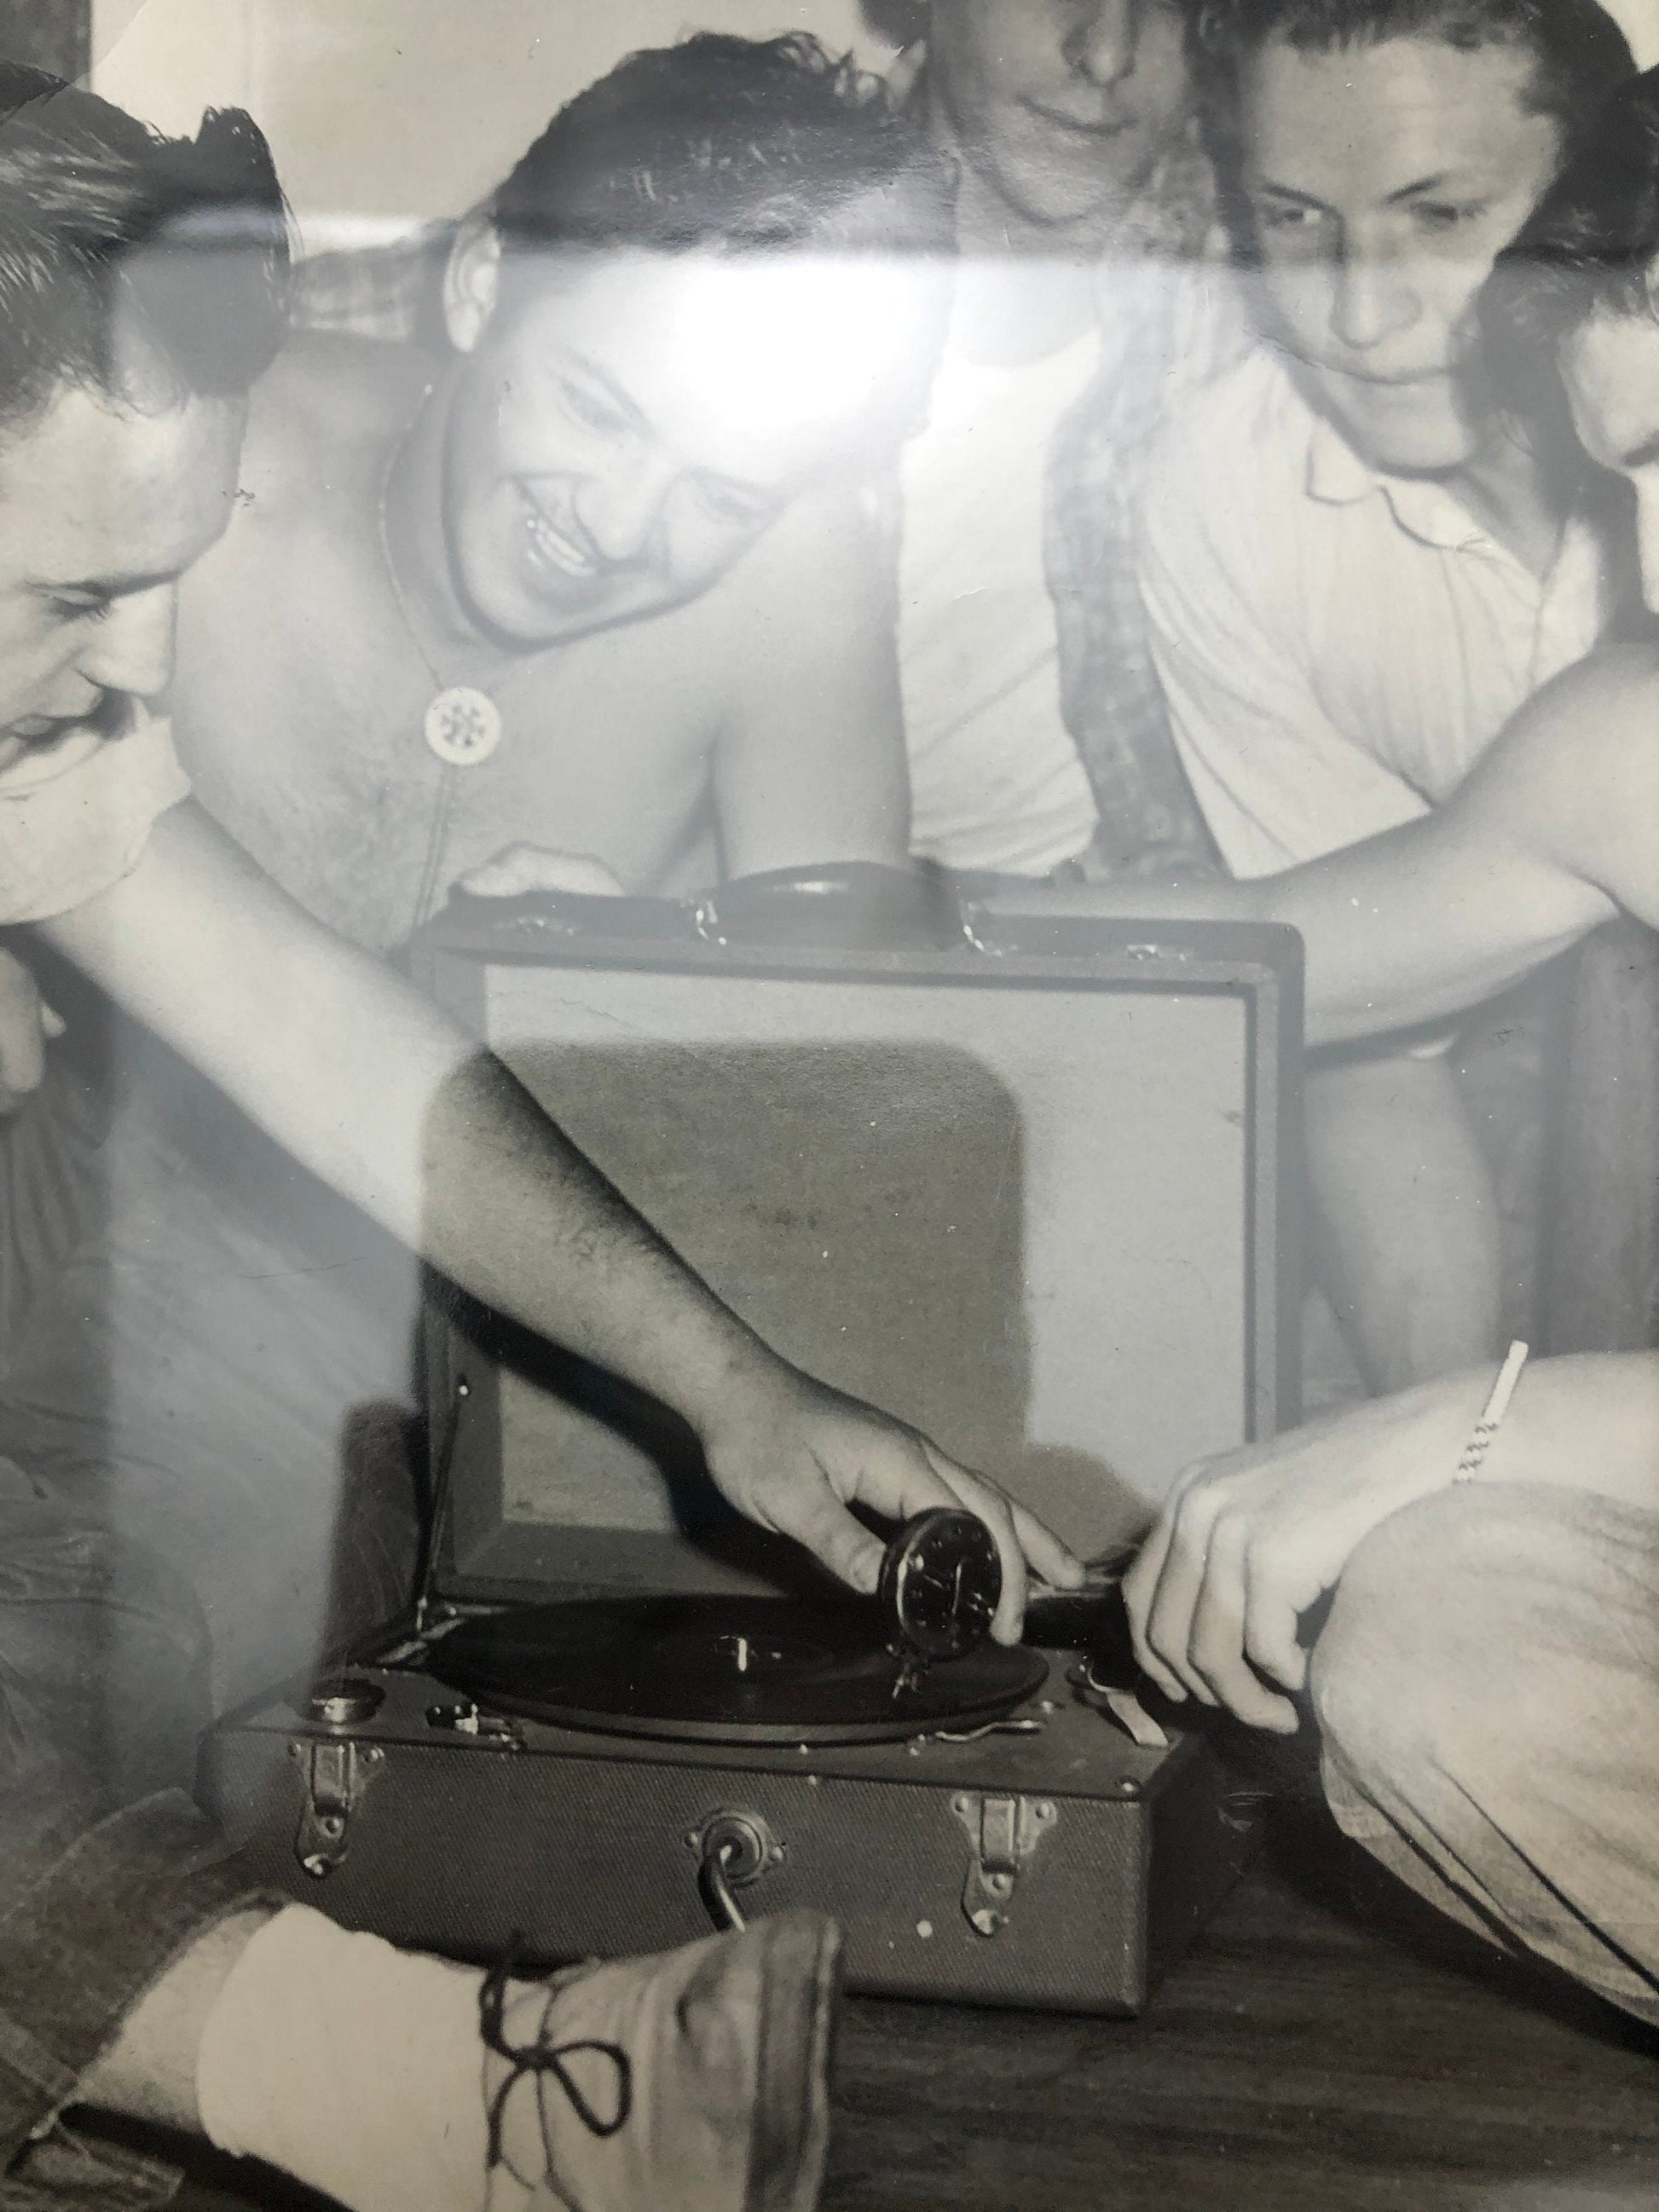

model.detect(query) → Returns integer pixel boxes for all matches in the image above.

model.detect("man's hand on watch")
[696,1360,1084,1643]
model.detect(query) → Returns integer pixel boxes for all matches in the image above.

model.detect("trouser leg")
[1309,1481,1659,2024]
[0,1480,276,2203]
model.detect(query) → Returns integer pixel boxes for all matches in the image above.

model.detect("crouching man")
[1073,77,1659,2025]
[0,66,1077,2210]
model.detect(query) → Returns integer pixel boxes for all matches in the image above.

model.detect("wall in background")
[90,1,897,247]
[78,0,1659,245]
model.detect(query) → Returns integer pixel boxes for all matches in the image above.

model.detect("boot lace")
[478,1937,633,2171]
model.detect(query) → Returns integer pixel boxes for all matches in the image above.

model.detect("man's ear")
[442,212,503,355]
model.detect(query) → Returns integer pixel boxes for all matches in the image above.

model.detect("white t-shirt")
[0,710,189,924]
[900,329,1103,878]
[1140,345,1608,881]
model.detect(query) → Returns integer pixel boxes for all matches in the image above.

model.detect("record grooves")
[428,1596,1049,1745]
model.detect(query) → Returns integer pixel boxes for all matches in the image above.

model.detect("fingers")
[1140,1507,1218,1706]
[920,1444,1036,1644]
[1242,1562,1312,1699]
[1123,1514,1187,1701]
[1185,1520,1298,1732]
[1126,1492,1307,1731]
[456,846,625,899]
[1009,1499,1086,1591]
[767,1479,887,1598]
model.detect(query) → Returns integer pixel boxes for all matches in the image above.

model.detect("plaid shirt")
[1044,125,1246,878]
[295,123,1242,881]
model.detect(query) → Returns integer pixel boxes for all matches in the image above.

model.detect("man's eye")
[558,379,628,435]
[1413,200,1482,233]
[50,594,111,623]
[1257,202,1324,235]
[696,480,774,530]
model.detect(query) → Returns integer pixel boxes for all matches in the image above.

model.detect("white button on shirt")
[1139,345,1609,881]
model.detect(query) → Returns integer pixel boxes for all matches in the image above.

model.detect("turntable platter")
[427,1596,1049,1745]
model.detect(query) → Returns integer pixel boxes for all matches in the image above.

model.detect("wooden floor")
[139,1810,1659,2212]
[824,1814,1659,2212]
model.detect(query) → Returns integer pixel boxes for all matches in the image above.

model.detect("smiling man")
[181,34,953,945]
[1136,0,1633,1399]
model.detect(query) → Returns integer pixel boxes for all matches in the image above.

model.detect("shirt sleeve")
[0,716,190,926]
[1137,429,1431,882]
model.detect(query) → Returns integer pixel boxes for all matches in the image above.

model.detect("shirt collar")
[1304,404,1490,554]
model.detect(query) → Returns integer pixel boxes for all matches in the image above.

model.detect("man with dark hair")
[0,35,981,1711]
[1131,0,1635,1402]
[0,66,1074,2209]
[992,75,1659,2019]
[298,3,1232,884]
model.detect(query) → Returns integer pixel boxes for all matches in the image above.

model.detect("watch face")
[879,1507,1003,1661]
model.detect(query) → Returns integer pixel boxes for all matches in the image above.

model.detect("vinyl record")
[428,1596,1049,1745]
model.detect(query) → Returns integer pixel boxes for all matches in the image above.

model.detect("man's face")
[0,383,242,771]
[926,0,1191,240]
[1561,303,1659,613]
[443,250,937,648]
[1240,36,1564,474]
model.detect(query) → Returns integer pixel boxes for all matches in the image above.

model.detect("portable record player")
[203,875,1302,2014]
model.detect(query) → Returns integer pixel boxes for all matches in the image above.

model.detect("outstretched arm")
[987,644,1657,1044]
[38,799,1078,1626]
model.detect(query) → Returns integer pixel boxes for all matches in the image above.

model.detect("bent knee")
[1309,1484,1584,1784]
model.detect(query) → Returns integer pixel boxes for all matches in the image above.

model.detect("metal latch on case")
[290,1738,384,1878]
[949,1791,1057,1938]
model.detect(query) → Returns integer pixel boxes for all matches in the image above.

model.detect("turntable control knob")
[879,1508,1001,1662]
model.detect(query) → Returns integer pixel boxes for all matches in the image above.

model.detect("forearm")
[1304,1049,1501,1393]
[39,805,769,1429]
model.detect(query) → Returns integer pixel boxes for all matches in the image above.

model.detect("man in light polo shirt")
[1136,0,1634,1394]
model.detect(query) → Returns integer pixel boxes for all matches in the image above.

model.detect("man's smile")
[1020,96,1136,139]
[519,487,599,581]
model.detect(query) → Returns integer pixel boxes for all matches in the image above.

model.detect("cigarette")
[1454,1340,1529,1482]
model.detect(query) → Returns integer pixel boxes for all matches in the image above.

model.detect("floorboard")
[823,1816,1659,2211]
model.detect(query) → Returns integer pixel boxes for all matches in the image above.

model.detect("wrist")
[669,1323,798,1448]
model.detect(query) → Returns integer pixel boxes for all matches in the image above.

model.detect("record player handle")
[697,1838,749,1934]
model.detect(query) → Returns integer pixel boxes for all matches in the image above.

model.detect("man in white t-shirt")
[894,0,1236,881]
[0,67,1075,2212]
[1137,0,1634,1394]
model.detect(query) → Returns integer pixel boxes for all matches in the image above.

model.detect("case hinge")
[290,1738,384,1878]
[949,1791,1057,1938]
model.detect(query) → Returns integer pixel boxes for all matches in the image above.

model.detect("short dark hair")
[1488,65,1659,352]
[0,65,290,431]
[490,32,957,264]
[1195,0,1636,245]
[1479,67,1659,454]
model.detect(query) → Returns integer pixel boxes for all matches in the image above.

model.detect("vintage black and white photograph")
[0,0,1656,2205]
